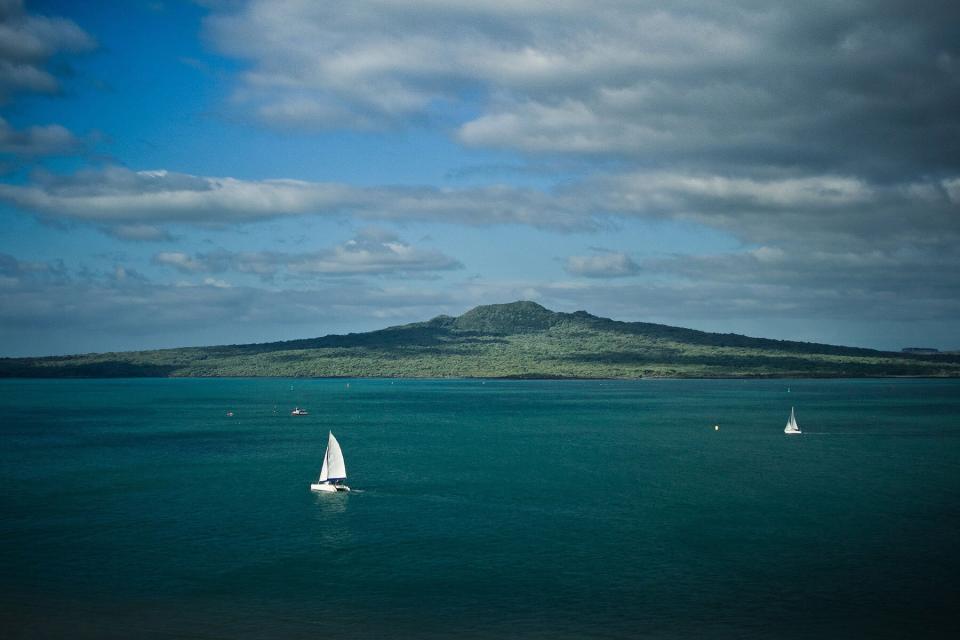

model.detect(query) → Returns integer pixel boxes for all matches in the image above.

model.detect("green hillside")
[2,301,958,378]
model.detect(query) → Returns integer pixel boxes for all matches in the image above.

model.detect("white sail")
[318,449,329,481]
[784,407,801,434]
[318,431,347,481]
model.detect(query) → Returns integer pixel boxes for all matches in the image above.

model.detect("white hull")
[311,482,350,493]
[784,428,802,435]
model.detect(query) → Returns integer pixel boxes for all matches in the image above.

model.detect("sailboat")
[310,431,350,493]
[784,407,802,435]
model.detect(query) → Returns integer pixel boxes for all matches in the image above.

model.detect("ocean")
[1,378,958,638]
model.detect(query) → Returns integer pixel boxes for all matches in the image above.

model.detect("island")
[1,301,958,378]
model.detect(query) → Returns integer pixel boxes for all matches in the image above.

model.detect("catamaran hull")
[310,483,350,493]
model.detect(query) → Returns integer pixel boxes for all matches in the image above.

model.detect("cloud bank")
[0,166,590,229]
[3,166,957,253]
[207,0,960,180]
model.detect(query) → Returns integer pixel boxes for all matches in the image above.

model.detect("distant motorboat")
[226,411,234,417]
[784,407,802,435]
[311,431,350,493]
[291,407,309,416]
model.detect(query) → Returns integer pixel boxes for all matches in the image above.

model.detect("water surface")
[1,378,958,638]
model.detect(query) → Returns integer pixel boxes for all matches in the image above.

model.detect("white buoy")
[714,424,720,431]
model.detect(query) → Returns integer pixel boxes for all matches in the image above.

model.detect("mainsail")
[318,431,347,481]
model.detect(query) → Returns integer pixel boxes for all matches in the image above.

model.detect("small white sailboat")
[784,407,802,435]
[311,431,350,493]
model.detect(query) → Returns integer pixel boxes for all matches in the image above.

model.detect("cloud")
[641,245,960,317]
[152,228,463,278]
[105,223,176,242]
[0,0,96,101]
[285,227,463,276]
[0,251,67,285]
[0,117,83,156]
[204,1,763,131]
[154,251,208,273]
[564,251,639,278]
[3,164,959,259]
[201,276,231,288]
[0,165,591,230]
[0,0,93,161]
[4,163,959,258]
[112,264,149,284]
[206,1,960,180]
[590,171,960,252]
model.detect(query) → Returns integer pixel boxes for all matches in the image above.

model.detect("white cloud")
[563,251,639,278]
[458,98,678,154]
[943,177,960,204]
[592,172,876,220]
[3,165,959,255]
[0,166,591,230]
[106,224,175,242]
[154,251,208,273]
[0,0,96,101]
[285,228,463,275]
[151,229,463,279]
[205,1,760,133]
[0,117,82,156]
[202,277,231,288]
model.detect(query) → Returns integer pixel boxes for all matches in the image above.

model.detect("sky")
[1,0,958,356]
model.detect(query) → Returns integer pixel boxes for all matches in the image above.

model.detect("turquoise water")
[1,378,958,638]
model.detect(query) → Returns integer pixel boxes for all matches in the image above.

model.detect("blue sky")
[1,0,958,356]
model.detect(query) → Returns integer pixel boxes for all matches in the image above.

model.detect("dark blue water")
[1,378,958,638]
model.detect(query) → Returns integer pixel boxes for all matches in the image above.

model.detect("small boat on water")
[784,407,802,435]
[291,407,309,416]
[311,431,350,493]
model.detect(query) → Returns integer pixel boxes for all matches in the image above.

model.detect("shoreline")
[2,373,959,381]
